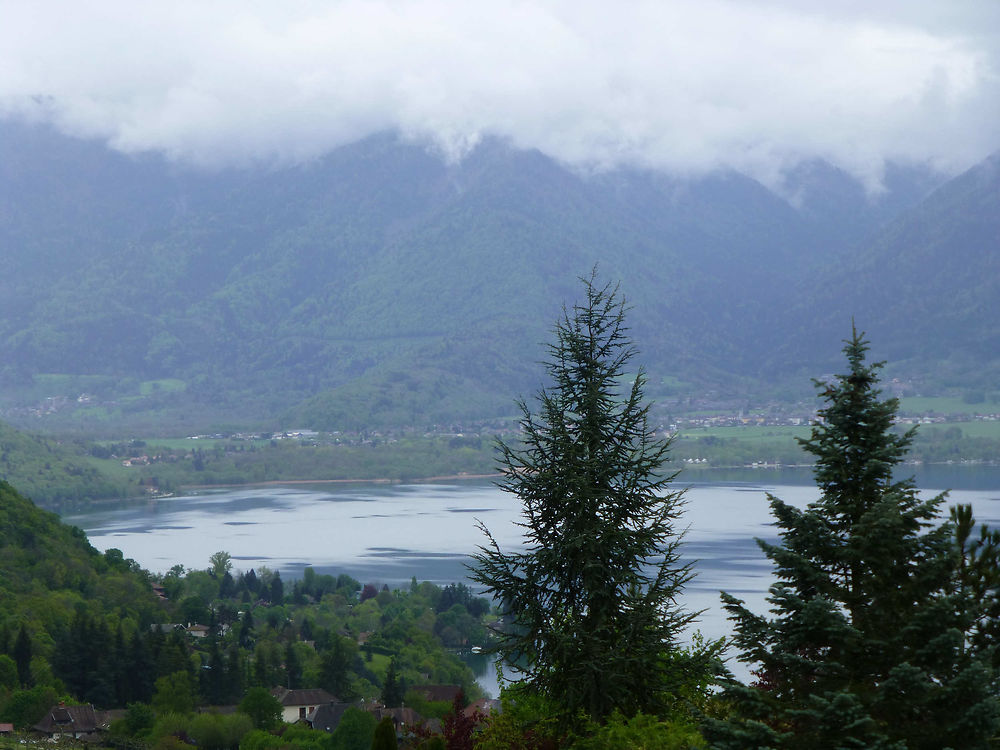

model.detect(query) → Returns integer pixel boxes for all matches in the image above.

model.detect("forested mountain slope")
[0,420,129,505]
[0,479,161,664]
[3,119,987,431]
[767,153,1000,387]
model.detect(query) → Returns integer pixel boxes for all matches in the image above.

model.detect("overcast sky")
[2,1,997,189]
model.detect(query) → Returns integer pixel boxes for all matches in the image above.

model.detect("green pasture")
[32,372,118,391]
[82,455,134,481]
[369,652,392,678]
[916,420,1000,439]
[142,437,226,450]
[675,425,812,442]
[900,396,999,415]
[139,378,187,396]
[653,374,695,395]
[146,436,275,450]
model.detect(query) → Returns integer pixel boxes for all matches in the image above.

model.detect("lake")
[63,466,1000,693]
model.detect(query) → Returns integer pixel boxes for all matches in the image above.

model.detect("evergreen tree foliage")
[270,572,284,605]
[707,327,1000,749]
[319,636,356,700]
[284,641,302,689]
[202,638,228,703]
[381,657,404,708]
[125,631,156,704]
[371,716,398,750]
[243,568,260,594]
[471,272,702,722]
[329,707,376,750]
[12,624,31,688]
[951,502,1000,665]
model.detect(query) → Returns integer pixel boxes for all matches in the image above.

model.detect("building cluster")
[18,687,499,744]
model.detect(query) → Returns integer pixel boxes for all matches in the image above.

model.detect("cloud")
[1,0,997,188]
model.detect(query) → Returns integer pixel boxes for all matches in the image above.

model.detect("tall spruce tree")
[12,624,32,688]
[380,657,403,708]
[706,327,1000,749]
[471,272,708,723]
[952,503,1000,664]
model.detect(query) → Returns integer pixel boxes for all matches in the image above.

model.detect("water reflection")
[62,468,1000,695]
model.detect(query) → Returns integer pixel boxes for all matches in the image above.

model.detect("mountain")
[766,153,1000,388]
[2,118,985,433]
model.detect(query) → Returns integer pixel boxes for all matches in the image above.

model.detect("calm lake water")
[62,466,1000,694]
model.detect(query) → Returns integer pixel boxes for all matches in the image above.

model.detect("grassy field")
[678,421,1000,442]
[81,455,133,481]
[675,425,812,440]
[899,397,1000,415]
[140,437,235,450]
[667,420,1000,467]
[916,421,1000,439]
[139,378,188,396]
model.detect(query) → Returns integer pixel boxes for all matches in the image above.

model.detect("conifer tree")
[371,716,398,750]
[951,502,1000,664]
[706,327,1000,749]
[381,657,403,708]
[125,630,155,704]
[270,571,284,605]
[320,636,356,700]
[283,642,302,689]
[472,272,710,723]
[12,624,31,688]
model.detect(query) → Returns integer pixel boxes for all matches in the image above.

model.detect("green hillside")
[768,153,1000,388]
[0,420,133,507]
[0,127,810,430]
[0,480,162,700]
[4,120,993,434]
[0,479,157,609]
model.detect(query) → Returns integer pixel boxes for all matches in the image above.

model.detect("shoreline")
[179,472,503,490]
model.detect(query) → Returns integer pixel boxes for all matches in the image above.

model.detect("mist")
[2,1,998,190]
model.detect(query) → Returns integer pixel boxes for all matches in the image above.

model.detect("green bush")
[188,712,252,750]
[569,711,706,749]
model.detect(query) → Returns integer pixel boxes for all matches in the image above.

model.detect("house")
[369,705,424,735]
[0,723,13,736]
[33,703,103,739]
[271,687,337,723]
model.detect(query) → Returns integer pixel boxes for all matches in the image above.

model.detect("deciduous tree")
[153,670,197,715]
[238,686,282,731]
[209,551,232,578]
